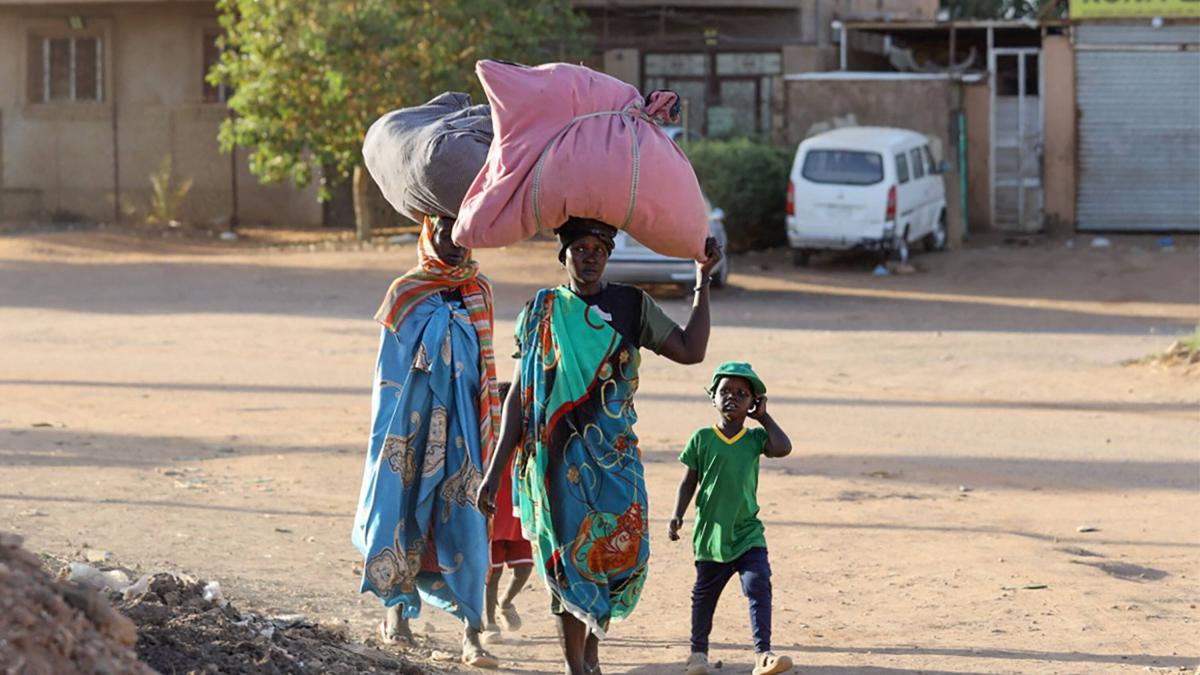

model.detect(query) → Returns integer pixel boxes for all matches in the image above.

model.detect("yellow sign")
[1071,0,1200,18]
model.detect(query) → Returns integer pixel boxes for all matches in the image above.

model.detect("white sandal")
[752,651,793,675]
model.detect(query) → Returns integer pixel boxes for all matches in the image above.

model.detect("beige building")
[782,20,1074,239]
[582,0,939,136]
[8,1,1187,237]
[0,0,320,226]
[1,0,941,226]
[799,16,1199,236]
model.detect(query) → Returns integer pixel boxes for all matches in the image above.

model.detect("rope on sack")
[531,90,680,234]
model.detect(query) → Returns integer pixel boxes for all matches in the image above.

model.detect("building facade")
[7,1,1187,236]
[0,0,939,227]
[0,0,319,226]
[582,0,938,137]
[1070,19,1199,232]
[784,13,1198,236]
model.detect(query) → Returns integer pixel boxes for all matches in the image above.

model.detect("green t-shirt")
[679,426,769,562]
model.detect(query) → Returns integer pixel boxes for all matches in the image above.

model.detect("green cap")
[708,361,766,397]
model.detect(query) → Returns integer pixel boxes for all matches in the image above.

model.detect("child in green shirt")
[669,361,794,675]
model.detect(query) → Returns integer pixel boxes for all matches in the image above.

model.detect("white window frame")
[38,34,104,103]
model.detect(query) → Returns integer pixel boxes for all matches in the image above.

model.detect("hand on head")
[698,237,723,278]
[747,395,769,421]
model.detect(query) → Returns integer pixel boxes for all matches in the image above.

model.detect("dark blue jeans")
[690,547,772,654]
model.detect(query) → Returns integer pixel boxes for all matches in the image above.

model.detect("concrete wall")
[603,48,640,86]
[834,0,940,21]
[782,45,839,74]
[583,6,808,51]
[581,0,939,49]
[964,81,991,232]
[783,77,966,248]
[0,12,115,220]
[1041,33,1075,235]
[0,3,321,226]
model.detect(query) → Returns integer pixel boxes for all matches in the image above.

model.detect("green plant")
[1123,327,1200,368]
[146,155,193,226]
[1180,328,1200,352]
[684,138,792,252]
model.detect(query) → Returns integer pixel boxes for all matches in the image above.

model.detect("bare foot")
[498,602,523,632]
[462,625,499,669]
[379,605,414,645]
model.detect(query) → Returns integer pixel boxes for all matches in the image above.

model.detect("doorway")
[989,47,1043,231]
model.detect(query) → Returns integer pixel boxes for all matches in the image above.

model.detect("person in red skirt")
[482,382,534,644]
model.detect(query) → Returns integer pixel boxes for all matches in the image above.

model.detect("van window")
[801,150,884,186]
[910,149,925,179]
[923,145,937,173]
[895,153,910,184]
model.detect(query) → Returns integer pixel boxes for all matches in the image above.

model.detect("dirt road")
[1,229,1197,674]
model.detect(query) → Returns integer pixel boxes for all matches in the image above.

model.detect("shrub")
[683,137,792,252]
[146,155,193,227]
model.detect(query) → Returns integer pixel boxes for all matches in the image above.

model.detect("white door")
[921,144,945,232]
[893,149,921,241]
[990,47,1043,232]
[909,146,938,239]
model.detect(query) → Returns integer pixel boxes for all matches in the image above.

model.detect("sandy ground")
[1,227,1197,675]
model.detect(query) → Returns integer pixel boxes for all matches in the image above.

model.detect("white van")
[786,127,948,266]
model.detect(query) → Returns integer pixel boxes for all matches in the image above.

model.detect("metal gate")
[1075,25,1200,232]
[989,47,1043,231]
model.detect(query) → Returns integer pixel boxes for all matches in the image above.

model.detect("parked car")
[659,125,702,144]
[786,126,948,266]
[605,196,730,289]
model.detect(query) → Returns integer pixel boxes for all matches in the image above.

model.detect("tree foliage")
[684,138,792,253]
[209,0,587,199]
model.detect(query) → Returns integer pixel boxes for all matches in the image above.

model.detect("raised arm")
[749,395,793,458]
[476,363,523,516]
[657,237,723,365]
[668,467,700,541]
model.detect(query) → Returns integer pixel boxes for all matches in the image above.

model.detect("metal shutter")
[1075,25,1200,232]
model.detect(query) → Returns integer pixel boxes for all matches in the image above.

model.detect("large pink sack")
[452,60,710,261]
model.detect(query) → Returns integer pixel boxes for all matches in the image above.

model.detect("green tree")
[209,0,586,232]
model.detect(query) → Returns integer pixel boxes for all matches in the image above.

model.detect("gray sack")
[362,92,493,224]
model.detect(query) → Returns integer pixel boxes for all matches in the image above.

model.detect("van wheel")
[924,213,948,252]
[791,249,810,267]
